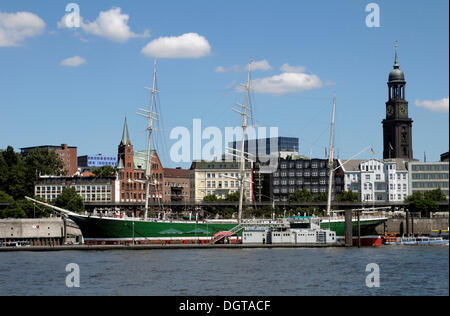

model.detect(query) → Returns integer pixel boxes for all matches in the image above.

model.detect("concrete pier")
[0,218,81,245]
[0,242,344,252]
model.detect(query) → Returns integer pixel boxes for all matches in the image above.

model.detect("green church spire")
[121,116,130,146]
[394,40,399,69]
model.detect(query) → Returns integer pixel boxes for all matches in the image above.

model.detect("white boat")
[389,236,449,245]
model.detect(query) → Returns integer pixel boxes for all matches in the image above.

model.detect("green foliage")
[18,197,52,218]
[336,190,359,202]
[0,147,28,200]
[0,190,14,203]
[313,192,328,202]
[92,166,117,178]
[289,189,313,203]
[203,194,219,202]
[24,148,66,177]
[424,188,448,202]
[54,188,84,213]
[224,191,245,202]
[405,192,439,216]
[1,201,27,219]
[0,146,69,206]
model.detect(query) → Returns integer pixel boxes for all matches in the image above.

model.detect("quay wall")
[0,218,81,244]
[376,217,449,235]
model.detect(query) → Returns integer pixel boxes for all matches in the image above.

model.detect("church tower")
[382,41,413,160]
[117,117,135,170]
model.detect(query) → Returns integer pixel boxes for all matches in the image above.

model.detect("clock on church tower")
[382,41,413,160]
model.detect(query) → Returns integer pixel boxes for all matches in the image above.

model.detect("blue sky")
[1,0,448,169]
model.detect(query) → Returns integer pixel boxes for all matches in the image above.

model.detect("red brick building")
[20,144,78,176]
[163,168,190,202]
[116,118,164,203]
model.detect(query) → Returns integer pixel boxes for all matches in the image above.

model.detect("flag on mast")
[370,148,375,155]
[389,142,394,150]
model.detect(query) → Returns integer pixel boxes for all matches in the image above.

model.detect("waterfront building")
[407,161,449,198]
[116,117,164,203]
[163,168,190,202]
[189,160,253,202]
[228,137,300,202]
[20,144,78,176]
[228,136,299,162]
[271,157,344,202]
[35,175,115,203]
[77,154,118,168]
[340,158,409,202]
[382,42,414,160]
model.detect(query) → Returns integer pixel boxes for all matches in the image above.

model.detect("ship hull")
[321,218,385,247]
[319,218,385,237]
[70,215,386,246]
[69,215,238,244]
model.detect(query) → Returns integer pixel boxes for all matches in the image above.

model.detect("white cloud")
[250,72,323,95]
[58,7,148,43]
[215,60,272,73]
[415,98,449,113]
[0,11,46,47]
[60,56,86,67]
[214,66,226,73]
[214,65,242,73]
[280,63,305,73]
[141,33,211,59]
[249,60,272,71]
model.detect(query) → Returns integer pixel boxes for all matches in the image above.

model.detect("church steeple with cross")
[382,41,414,160]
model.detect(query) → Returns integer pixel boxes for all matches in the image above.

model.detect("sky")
[1,0,448,169]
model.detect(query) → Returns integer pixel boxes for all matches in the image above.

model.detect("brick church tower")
[382,42,414,160]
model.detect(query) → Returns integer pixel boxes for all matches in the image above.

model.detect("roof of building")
[134,150,157,171]
[164,168,189,178]
[190,160,251,170]
[339,158,409,172]
[80,171,96,177]
[20,144,77,151]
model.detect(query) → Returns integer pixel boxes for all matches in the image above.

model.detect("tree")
[424,188,448,202]
[0,147,28,200]
[19,197,52,218]
[92,166,117,178]
[313,192,328,202]
[289,189,313,203]
[405,192,438,216]
[54,188,84,213]
[0,190,14,203]
[337,190,359,202]
[1,201,27,219]
[203,194,219,202]
[224,191,244,202]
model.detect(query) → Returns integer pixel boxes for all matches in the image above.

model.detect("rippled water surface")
[0,246,448,296]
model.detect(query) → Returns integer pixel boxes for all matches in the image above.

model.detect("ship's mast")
[234,58,252,224]
[326,93,336,217]
[138,60,159,221]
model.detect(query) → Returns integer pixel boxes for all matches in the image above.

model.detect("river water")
[0,246,448,296]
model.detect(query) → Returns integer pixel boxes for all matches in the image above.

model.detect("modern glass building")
[228,137,299,161]
[77,155,118,168]
[407,161,449,198]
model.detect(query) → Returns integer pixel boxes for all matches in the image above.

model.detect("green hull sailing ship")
[27,60,386,246]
